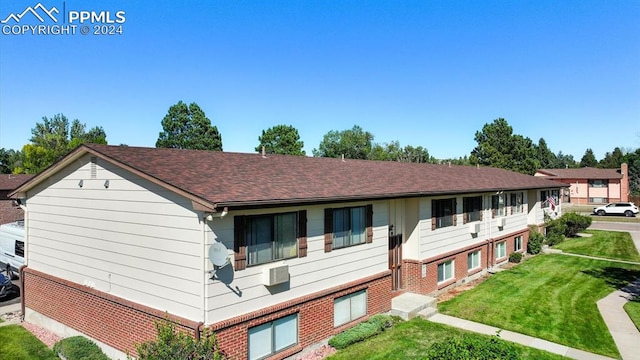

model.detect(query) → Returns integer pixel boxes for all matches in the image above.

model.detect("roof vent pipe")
[262,146,266,158]
[341,154,345,162]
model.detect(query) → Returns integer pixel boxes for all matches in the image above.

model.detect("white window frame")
[246,212,298,266]
[248,313,298,360]
[333,206,367,249]
[437,260,454,283]
[491,193,505,217]
[514,236,523,252]
[510,192,524,214]
[467,251,480,271]
[334,290,367,327]
[496,241,506,259]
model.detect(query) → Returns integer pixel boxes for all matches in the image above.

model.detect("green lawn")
[624,298,640,331]
[439,254,640,358]
[327,318,567,360]
[0,325,58,360]
[553,230,640,262]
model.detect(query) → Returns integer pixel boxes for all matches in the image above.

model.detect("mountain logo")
[1,3,59,24]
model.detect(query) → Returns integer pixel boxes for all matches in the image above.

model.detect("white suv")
[593,202,639,217]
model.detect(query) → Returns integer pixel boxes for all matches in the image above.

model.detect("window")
[334,290,367,327]
[15,240,24,258]
[496,241,506,259]
[463,196,483,223]
[589,179,608,188]
[248,314,298,360]
[246,213,297,266]
[468,251,480,271]
[510,192,523,214]
[432,198,456,229]
[491,193,505,217]
[324,205,373,252]
[514,236,523,252]
[589,197,607,204]
[234,211,307,270]
[437,260,454,283]
[333,207,365,248]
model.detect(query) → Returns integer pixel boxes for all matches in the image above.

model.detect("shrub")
[508,252,523,263]
[561,212,592,237]
[527,232,544,255]
[328,314,400,350]
[545,218,566,243]
[545,231,564,246]
[53,336,109,360]
[426,334,518,360]
[131,319,225,360]
[544,212,592,246]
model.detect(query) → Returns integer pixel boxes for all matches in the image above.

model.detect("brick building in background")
[0,174,33,224]
[535,163,629,205]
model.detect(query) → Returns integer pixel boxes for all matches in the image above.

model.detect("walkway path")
[432,222,640,360]
[592,224,640,360]
[430,313,614,360]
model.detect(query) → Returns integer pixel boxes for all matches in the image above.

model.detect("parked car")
[593,202,639,217]
[0,272,13,298]
[0,221,25,279]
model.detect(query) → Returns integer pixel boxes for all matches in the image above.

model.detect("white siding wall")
[26,155,204,321]
[527,189,545,225]
[203,201,389,324]
[418,193,529,260]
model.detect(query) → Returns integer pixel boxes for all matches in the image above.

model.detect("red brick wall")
[0,192,24,224]
[212,271,392,360]
[24,268,200,356]
[25,267,392,360]
[402,229,530,295]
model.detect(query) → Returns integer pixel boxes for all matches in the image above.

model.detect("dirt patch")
[436,260,526,303]
[436,274,490,303]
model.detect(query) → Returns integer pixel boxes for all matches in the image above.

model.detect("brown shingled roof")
[0,174,34,191]
[537,167,622,180]
[14,144,565,209]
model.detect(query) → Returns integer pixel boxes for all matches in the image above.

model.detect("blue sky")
[1,0,639,161]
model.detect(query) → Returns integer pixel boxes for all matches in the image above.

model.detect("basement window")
[248,313,298,360]
[334,290,367,327]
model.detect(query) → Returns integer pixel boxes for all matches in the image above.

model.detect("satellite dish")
[209,242,229,268]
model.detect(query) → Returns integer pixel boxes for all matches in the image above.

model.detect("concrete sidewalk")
[430,313,615,360]
[598,280,640,360]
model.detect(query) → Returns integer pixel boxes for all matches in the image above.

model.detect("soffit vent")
[90,157,97,179]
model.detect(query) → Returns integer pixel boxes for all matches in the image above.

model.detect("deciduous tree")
[15,114,107,174]
[0,148,21,174]
[312,125,373,159]
[255,124,305,155]
[156,101,223,151]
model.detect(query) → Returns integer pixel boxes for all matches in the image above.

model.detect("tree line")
[1,101,638,195]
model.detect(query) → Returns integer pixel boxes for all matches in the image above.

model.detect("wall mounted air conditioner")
[496,217,506,228]
[469,223,480,234]
[262,265,289,286]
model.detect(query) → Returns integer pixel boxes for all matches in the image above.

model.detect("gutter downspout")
[200,213,207,336]
[18,203,28,321]
[201,208,229,338]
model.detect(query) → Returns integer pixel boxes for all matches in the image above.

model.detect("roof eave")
[10,144,218,213]
[217,184,567,209]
